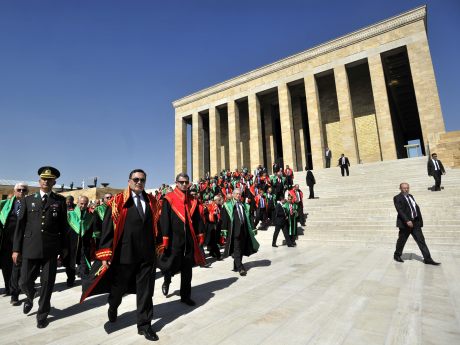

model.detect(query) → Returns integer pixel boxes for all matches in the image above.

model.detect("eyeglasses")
[131,178,146,183]
[176,180,189,185]
[16,189,28,192]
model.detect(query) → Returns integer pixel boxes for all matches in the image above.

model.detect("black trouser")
[340,165,349,176]
[20,257,57,321]
[255,208,267,227]
[108,261,155,331]
[433,171,442,191]
[272,223,292,246]
[207,226,221,259]
[394,219,432,260]
[0,248,13,293]
[326,158,331,168]
[233,237,244,271]
[308,185,314,199]
[164,251,193,300]
[10,261,21,297]
[297,203,305,225]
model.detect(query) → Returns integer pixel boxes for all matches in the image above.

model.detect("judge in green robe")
[220,189,259,276]
[283,194,298,245]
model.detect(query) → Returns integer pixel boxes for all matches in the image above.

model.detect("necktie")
[434,160,439,170]
[237,203,244,224]
[136,195,145,220]
[260,197,265,208]
[290,204,293,215]
[42,194,48,207]
[405,195,417,219]
[14,200,21,215]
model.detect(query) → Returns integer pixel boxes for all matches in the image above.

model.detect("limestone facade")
[173,6,447,180]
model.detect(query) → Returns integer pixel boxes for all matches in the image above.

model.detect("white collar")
[40,190,51,198]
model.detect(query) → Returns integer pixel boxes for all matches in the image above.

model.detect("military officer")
[12,166,67,329]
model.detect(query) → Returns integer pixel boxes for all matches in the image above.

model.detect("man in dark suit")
[338,154,350,176]
[306,170,316,199]
[13,167,67,329]
[272,197,294,247]
[393,183,440,265]
[427,153,446,191]
[325,147,332,168]
[93,169,160,341]
[0,182,28,305]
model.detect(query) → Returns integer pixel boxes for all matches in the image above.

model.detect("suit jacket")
[338,157,350,167]
[101,193,156,265]
[393,193,423,228]
[274,203,288,227]
[427,159,445,176]
[13,192,67,259]
[306,171,316,186]
[325,150,332,159]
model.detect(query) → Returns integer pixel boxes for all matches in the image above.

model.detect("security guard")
[12,166,67,329]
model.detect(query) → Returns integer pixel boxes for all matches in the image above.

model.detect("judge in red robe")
[159,173,205,306]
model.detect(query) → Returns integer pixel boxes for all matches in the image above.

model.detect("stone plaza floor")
[1,227,460,345]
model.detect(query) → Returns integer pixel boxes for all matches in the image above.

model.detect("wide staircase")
[293,156,460,253]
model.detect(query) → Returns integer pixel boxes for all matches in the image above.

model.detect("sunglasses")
[131,178,146,183]
[16,189,28,192]
[176,180,189,185]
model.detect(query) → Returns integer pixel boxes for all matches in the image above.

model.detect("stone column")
[277,83,296,169]
[209,106,221,175]
[334,65,359,164]
[368,54,397,160]
[248,93,264,170]
[292,97,306,171]
[192,111,204,181]
[227,100,241,170]
[264,103,275,169]
[304,74,325,169]
[406,33,445,152]
[175,113,187,176]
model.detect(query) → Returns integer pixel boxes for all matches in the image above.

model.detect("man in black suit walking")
[97,169,160,341]
[272,197,294,247]
[338,154,350,176]
[325,147,332,168]
[393,183,440,265]
[12,167,67,329]
[427,153,446,191]
[306,170,316,199]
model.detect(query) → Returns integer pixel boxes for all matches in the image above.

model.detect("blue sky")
[1,0,459,188]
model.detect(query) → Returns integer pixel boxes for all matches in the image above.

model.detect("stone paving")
[1,227,460,345]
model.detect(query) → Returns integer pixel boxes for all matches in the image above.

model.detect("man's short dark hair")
[175,172,189,181]
[129,169,147,179]
[431,153,437,157]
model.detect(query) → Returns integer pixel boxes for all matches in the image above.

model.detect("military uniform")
[13,167,67,327]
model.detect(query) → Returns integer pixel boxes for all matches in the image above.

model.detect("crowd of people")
[0,164,308,341]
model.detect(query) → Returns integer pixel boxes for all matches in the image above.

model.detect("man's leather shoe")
[138,327,159,341]
[272,244,278,247]
[180,298,196,306]
[23,300,33,314]
[239,269,247,276]
[287,244,295,247]
[394,255,404,263]
[108,307,117,322]
[162,281,170,296]
[66,279,75,288]
[424,259,441,266]
[37,319,49,329]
